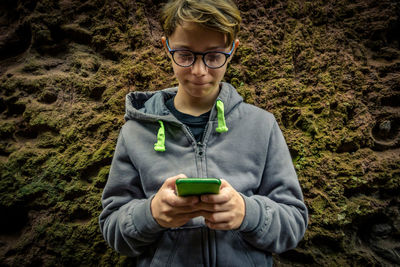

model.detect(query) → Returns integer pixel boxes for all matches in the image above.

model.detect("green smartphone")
[175,178,221,196]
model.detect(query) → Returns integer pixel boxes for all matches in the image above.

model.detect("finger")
[200,188,233,204]
[195,201,230,212]
[200,179,234,204]
[163,210,204,227]
[179,210,204,219]
[163,193,200,207]
[158,211,202,228]
[200,193,229,204]
[203,210,242,230]
[202,211,235,224]
[168,202,204,214]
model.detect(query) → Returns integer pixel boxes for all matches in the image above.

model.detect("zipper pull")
[197,142,204,156]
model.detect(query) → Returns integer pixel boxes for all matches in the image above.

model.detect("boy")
[99,0,308,266]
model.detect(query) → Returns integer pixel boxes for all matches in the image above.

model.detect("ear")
[161,37,168,52]
[162,36,173,61]
[232,39,239,55]
[227,39,240,63]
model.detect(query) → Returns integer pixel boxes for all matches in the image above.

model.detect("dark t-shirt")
[165,97,210,142]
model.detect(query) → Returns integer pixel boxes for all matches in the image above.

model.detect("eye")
[176,51,194,61]
[205,53,226,66]
[206,53,223,62]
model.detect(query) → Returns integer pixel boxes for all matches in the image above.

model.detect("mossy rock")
[1,0,400,266]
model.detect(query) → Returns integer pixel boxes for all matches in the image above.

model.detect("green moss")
[68,148,92,171]
[128,26,147,49]
[17,181,59,206]
[1,148,62,208]
[295,113,318,136]
[2,76,45,94]
[310,194,329,214]
[236,84,255,104]
[69,52,100,74]
[0,121,15,138]
[41,152,78,182]
[28,110,61,131]
[225,66,244,83]
[93,165,110,189]
[60,125,80,144]
[64,181,88,200]
[229,77,241,88]
[8,149,40,171]
[286,0,301,18]
[104,88,126,115]
[0,169,22,205]
[21,59,43,74]
[37,132,58,148]
[92,142,114,163]
[282,63,294,74]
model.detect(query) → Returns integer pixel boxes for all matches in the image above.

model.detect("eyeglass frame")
[165,38,236,69]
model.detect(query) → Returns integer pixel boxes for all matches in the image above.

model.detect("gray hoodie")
[99,82,308,267]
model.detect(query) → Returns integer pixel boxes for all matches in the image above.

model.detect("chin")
[188,84,216,97]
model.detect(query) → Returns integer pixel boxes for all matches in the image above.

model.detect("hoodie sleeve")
[99,130,165,257]
[238,119,308,254]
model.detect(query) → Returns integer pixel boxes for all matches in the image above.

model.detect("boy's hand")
[199,179,245,230]
[151,174,201,228]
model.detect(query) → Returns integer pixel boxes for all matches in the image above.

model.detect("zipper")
[180,112,216,266]
[182,125,205,177]
[197,142,205,178]
[185,125,196,143]
[201,121,210,144]
[197,120,215,177]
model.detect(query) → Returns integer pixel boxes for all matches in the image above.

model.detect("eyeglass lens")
[173,51,226,68]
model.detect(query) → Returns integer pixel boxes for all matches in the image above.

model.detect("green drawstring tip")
[154,144,166,152]
[215,100,228,133]
[216,125,228,133]
[154,120,166,152]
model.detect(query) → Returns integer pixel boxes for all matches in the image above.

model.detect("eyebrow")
[172,43,227,51]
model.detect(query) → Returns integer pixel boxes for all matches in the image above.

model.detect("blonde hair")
[161,0,241,47]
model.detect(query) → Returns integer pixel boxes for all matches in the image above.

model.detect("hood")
[124,82,243,123]
[124,82,243,151]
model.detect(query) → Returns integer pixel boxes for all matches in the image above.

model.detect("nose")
[191,55,208,76]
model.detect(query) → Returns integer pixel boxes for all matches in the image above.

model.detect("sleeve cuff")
[130,196,166,235]
[238,193,262,232]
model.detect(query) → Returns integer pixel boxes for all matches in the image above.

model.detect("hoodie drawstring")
[216,100,228,133]
[154,100,228,152]
[154,120,166,152]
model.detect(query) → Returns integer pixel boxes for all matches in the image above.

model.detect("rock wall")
[0,0,399,266]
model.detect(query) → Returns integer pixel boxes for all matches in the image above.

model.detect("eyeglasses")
[166,38,235,69]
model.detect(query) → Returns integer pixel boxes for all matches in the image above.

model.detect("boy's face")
[163,22,237,99]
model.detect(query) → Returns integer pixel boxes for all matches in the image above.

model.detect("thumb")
[219,179,231,188]
[164,173,187,189]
